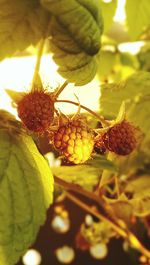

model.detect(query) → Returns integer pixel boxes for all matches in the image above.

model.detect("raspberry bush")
[0,1,150,265]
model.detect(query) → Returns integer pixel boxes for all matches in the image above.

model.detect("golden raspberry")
[53,120,94,164]
[17,91,54,133]
[102,120,137,156]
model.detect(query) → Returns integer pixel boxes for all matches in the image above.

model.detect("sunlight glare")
[22,249,42,265]
[0,55,100,116]
[114,0,126,23]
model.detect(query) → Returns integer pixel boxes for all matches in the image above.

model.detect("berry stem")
[54,81,68,98]
[56,99,108,125]
[31,38,45,91]
[54,176,105,208]
[65,191,150,259]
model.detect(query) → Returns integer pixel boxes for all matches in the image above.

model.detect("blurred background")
[0,0,150,264]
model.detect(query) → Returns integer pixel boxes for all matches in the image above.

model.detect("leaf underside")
[41,0,103,85]
[0,0,50,61]
[0,111,53,265]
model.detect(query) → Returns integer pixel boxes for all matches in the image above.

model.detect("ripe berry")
[53,119,94,164]
[102,120,137,155]
[17,91,54,133]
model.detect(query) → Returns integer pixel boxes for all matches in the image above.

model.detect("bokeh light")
[55,246,75,264]
[22,249,42,265]
[89,243,108,260]
[51,215,70,234]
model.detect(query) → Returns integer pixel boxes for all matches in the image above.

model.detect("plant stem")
[56,99,108,125]
[54,176,150,257]
[65,191,126,237]
[65,191,150,258]
[54,176,105,208]
[54,81,68,98]
[31,38,45,91]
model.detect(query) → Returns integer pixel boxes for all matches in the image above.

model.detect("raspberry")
[17,91,54,133]
[53,119,94,164]
[102,120,137,155]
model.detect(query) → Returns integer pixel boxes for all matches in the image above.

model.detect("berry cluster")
[10,87,138,164]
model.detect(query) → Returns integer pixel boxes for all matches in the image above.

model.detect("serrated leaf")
[125,175,150,217]
[0,111,53,265]
[0,0,50,61]
[41,0,103,85]
[41,0,103,55]
[49,25,97,85]
[52,155,116,191]
[100,71,150,121]
[100,0,117,32]
[126,0,150,40]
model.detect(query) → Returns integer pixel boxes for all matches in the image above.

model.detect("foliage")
[99,0,117,33]
[1,0,150,264]
[52,155,116,191]
[0,0,50,61]
[126,0,150,39]
[0,111,53,265]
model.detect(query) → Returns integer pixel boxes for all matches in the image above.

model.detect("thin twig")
[56,99,108,125]
[31,38,45,90]
[54,81,68,98]
[54,175,104,208]
[65,191,150,258]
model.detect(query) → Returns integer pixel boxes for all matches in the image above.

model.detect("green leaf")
[41,0,103,85]
[41,0,103,55]
[52,155,116,191]
[52,165,100,191]
[100,71,150,121]
[5,90,25,104]
[125,175,150,217]
[0,0,50,61]
[126,0,150,39]
[0,111,53,265]
[86,154,117,171]
[120,52,139,68]
[97,49,118,79]
[137,43,150,71]
[100,0,117,32]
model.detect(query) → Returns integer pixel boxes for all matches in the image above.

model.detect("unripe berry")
[17,91,54,133]
[102,120,137,155]
[53,119,94,164]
